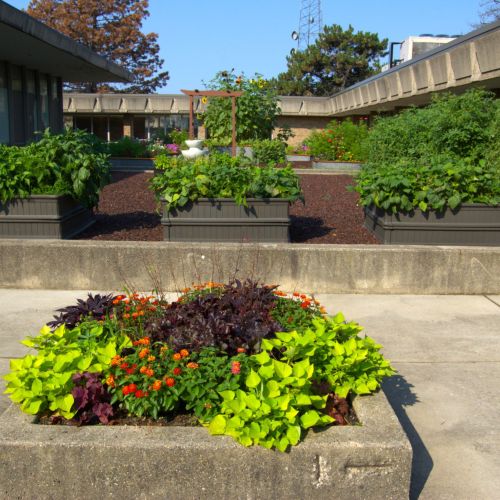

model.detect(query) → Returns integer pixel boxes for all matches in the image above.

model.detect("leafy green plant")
[207,314,394,451]
[150,153,303,211]
[252,139,287,165]
[202,70,279,144]
[354,157,500,213]
[169,129,189,147]
[305,119,368,161]
[109,342,250,420]
[107,136,148,158]
[3,322,131,418]
[0,129,111,209]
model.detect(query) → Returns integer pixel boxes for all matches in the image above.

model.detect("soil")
[77,171,378,244]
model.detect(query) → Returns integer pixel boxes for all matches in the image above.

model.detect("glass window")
[109,117,123,141]
[0,62,8,144]
[133,117,146,139]
[25,69,38,140]
[10,65,25,144]
[39,74,49,131]
[49,77,61,132]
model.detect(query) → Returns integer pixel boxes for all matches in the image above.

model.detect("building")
[0,0,130,146]
[63,19,500,145]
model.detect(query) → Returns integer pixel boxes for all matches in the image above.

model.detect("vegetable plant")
[150,152,303,211]
[252,139,287,165]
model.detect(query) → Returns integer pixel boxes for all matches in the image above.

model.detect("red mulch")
[77,172,378,244]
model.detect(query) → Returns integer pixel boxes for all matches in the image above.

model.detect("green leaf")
[208,415,227,435]
[300,410,321,429]
[286,425,301,445]
[245,370,261,388]
[273,360,292,378]
[31,379,42,396]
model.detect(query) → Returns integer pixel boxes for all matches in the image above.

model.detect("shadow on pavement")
[383,374,433,500]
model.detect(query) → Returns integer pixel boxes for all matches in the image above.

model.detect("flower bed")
[4,280,395,452]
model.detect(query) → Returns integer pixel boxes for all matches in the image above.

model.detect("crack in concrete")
[484,295,500,308]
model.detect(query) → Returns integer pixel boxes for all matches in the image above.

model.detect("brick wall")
[273,116,331,145]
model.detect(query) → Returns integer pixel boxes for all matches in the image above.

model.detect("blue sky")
[8,0,485,93]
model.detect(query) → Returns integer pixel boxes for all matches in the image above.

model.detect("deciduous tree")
[27,0,169,93]
[271,24,387,96]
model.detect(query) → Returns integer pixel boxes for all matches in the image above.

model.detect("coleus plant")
[71,372,113,425]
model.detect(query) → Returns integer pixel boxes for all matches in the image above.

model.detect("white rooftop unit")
[400,35,456,63]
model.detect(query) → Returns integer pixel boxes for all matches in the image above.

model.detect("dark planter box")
[312,159,362,171]
[110,157,154,171]
[0,195,94,239]
[161,198,290,243]
[365,203,500,245]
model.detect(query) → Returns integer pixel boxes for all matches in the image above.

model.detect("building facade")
[0,0,130,146]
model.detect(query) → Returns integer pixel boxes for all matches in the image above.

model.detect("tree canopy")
[271,24,387,97]
[27,0,169,93]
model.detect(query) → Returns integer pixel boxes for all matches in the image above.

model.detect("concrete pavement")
[1,290,499,499]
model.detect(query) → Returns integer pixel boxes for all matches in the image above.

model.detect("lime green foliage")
[3,322,130,419]
[252,139,287,165]
[355,89,500,213]
[150,153,303,211]
[207,315,394,451]
[169,129,188,147]
[202,70,279,144]
[0,129,110,208]
[304,119,368,161]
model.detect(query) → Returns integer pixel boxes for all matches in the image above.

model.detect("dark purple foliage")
[145,280,282,355]
[71,372,113,425]
[48,293,116,330]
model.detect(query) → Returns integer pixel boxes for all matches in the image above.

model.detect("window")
[10,64,24,144]
[0,62,8,144]
[25,69,38,140]
[39,74,49,131]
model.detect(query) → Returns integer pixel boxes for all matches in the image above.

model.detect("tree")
[478,0,500,24]
[27,0,169,93]
[271,24,387,96]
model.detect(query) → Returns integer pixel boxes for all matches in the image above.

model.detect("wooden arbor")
[181,89,243,157]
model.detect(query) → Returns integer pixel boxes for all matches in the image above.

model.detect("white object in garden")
[182,139,206,159]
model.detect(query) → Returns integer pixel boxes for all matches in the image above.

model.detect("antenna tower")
[297,0,322,50]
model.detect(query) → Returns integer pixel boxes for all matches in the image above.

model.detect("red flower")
[120,362,129,370]
[165,377,175,387]
[236,347,246,353]
[173,367,182,376]
[125,363,137,375]
[231,361,241,375]
[135,390,146,398]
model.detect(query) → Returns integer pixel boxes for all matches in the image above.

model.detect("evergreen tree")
[271,24,387,96]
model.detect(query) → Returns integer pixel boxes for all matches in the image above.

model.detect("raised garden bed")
[287,154,311,162]
[365,203,500,246]
[0,195,94,239]
[312,159,362,171]
[0,389,411,499]
[109,157,154,171]
[161,198,290,242]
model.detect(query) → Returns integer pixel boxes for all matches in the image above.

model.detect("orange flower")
[106,374,115,387]
[179,349,189,358]
[152,380,162,391]
[187,362,199,369]
[132,312,139,319]
[165,377,175,387]
[181,287,191,294]
[110,355,121,366]
[145,368,154,377]
[123,313,130,319]
[112,299,120,305]
[140,366,148,374]
[172,353,182,361]
[320,307,327,314]
[236,347,246,353]
[160,346,168,354]
[173,367,182,376]
[293,292,300,297]
[147,355,156,362]
[139,348,149,359]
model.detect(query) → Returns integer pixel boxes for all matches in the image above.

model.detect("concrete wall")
[1,240,499,294]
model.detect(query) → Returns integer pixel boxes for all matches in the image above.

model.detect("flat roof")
[0,0,132,82]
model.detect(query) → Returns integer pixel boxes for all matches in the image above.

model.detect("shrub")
[252,139,287,165]
[202,70,279,144]
[107,136,148,158]
[355,89,500,213]
[169,129,189,147]
[150,153,303,211]
[304,119,368,161]
[0,129,111,209]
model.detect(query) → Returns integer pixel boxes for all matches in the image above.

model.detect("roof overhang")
[0,0,132,82]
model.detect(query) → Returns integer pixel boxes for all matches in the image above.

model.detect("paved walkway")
[1,290,499,500]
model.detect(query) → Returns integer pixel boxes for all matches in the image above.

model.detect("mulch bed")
[78,172,378,244]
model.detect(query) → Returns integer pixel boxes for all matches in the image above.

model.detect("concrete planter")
[365,203,500,245]
[312,159,362,171]
[0,195,93,239]
[109,157,154,171]
[0,390,411,500]
[287,154,312,162]
[214,146,254,158]
[161,198,290,243]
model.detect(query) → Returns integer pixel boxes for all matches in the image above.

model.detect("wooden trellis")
[181,89,243,157]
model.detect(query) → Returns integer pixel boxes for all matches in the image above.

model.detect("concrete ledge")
[0,240,499,294]
[0,390,412,500]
